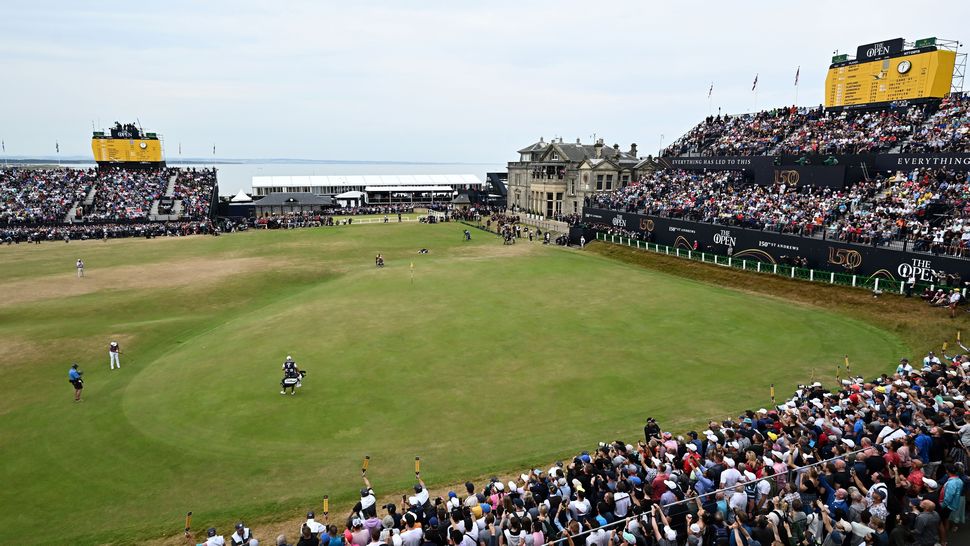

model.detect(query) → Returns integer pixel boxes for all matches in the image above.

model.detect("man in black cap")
[230,522,254,546]
[305,511,326,535]
[187,527,225,546]
[644,417,661,443]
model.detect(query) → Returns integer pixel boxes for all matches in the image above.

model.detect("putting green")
[0,222,905,545]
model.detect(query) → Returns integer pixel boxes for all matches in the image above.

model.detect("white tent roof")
[252,174,484,188]
[364,186,454,192]
[335,190,366,198]
[230,189,252,202]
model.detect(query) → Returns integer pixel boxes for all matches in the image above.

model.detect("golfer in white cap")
[109,341,121,370]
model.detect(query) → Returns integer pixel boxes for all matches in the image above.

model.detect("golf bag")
[281,370,307,389]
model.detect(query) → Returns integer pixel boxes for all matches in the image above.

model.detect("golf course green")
[0,221,906,544]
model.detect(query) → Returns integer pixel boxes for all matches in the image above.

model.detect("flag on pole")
[752,74,758,91]
[178,142,182,155]
[56,141,60,153]
[1,140,4,152]
[794,66,800,86]
[212,144,216,156]
[707,82,713,98]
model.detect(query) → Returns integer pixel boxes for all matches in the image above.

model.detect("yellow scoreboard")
[825,49,956,108]
[91,137,164,164]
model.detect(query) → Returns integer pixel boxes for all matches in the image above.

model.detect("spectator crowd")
[589,166,970,257]
[663,95,968,158]
[0,168,94,225]
[189,344,970,546]
[0,166,216,241]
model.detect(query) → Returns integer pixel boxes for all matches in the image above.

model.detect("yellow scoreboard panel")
[825,49,956,107]
[91,138,164,163]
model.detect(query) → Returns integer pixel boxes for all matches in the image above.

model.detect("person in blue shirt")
[914,427,933,464]
[68,364,83,402]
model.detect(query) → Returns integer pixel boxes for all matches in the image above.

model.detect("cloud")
[0,0,966,160]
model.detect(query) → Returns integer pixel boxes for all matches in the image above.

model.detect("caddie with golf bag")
[280,355,306,395]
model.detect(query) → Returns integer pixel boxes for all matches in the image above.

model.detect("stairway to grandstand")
[63,202,79,223]
[164,172,177,197]
[149,173,181,221]
[82,186,96,207]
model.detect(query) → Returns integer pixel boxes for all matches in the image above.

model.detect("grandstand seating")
[591,166,970,256]
[0,168,94,225]
[663,93,968,157]
[0,166,216,232]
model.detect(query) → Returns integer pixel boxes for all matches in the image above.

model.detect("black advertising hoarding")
[656,157,847,188]
[655,153,970,189]
[873,153,970,171]
[582,208,970,281]
[855,38,905,61]
[759,165,846,189]
[657,157,762,171]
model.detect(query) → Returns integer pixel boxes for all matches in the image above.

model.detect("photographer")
[69,363,83,402]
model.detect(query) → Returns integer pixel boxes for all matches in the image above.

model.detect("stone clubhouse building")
[506,137,654,217]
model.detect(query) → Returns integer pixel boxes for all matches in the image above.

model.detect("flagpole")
[794,66,800,106]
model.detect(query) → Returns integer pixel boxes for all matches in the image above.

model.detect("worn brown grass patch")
[0,257,277,308]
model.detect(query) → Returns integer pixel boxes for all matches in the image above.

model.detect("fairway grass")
[0,223,906,545]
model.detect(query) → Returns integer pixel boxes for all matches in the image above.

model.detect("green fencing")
[595,232,931,295]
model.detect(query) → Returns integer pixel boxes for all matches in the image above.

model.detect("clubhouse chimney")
[594,138,604,159]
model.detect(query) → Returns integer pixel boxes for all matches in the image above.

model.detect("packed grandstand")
[572,93,970,267]
[661,93,969,158]
[0,166,217,242]
[588,166,970,256]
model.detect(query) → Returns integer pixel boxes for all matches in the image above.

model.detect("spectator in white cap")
[349,518,368,546]
[720,457,741,489]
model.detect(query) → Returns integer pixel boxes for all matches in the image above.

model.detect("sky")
[1,1,968,162]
